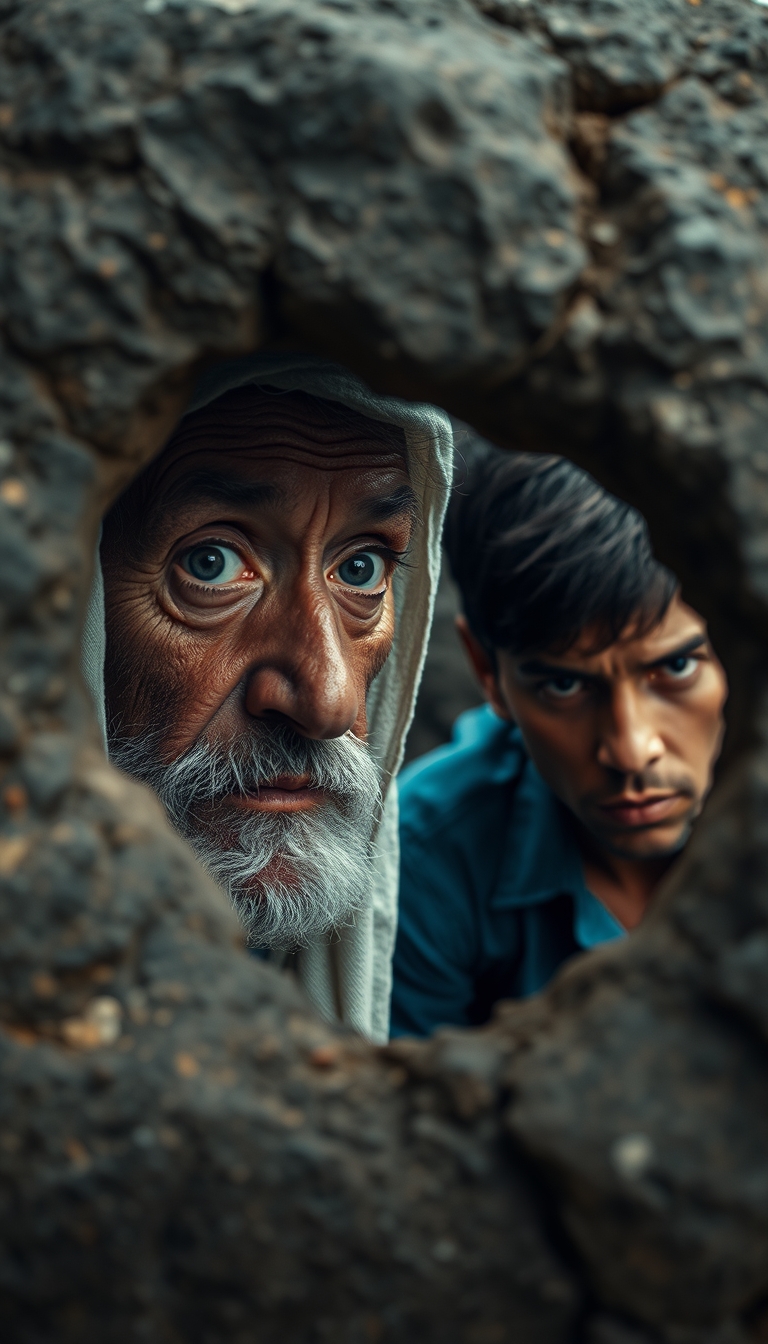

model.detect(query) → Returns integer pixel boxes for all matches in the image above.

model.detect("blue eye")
[182,544,244,585]
[545,675,583,698]
[335,552,386,591]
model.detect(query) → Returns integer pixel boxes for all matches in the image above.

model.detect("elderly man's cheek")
[105,604,197,741]
[360,596,397,692]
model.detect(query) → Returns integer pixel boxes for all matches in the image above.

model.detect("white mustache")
[110,722,381,949]
[161,721,380,819]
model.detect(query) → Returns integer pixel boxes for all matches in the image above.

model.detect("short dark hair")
[445,445,677,658]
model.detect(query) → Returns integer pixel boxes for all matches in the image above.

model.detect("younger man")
[390,449,727,1037]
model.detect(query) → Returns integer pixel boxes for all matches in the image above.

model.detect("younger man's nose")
[596,684,665,778]
[243,599,361,740]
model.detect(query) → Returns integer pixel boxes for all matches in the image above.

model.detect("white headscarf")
[81,353,453,1043]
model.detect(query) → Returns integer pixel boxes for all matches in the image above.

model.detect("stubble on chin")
[596,815,696,862]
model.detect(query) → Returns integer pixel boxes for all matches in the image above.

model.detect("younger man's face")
[480,595,727,861]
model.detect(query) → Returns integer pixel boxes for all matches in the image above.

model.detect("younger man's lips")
[598,792,686,828]
[229,775,322,814]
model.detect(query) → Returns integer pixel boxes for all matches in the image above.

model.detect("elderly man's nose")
[596,686,664,775]
[243,604,359,739]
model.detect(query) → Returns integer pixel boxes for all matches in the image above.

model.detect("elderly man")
[82,355,452,1041]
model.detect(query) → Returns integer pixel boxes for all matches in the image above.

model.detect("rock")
[2,0,768,1340]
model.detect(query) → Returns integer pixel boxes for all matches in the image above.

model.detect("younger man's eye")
[544,674,584,698]
[334,551,386,591]
[182,544,245,585]
[661,655,698,679]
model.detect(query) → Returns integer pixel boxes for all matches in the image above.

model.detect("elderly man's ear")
[455,615,515,723]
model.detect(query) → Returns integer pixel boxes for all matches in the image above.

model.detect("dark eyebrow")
[644,633,709,669]
[518,633,710,680]
[357,483,420,526]
[158,470,283,513]
[517,657,590,679]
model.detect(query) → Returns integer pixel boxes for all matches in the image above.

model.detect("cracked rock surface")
[1,0,768,1340]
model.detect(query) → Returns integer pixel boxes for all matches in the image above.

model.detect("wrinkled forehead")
[150,383,410,479]
[106,383,415,545]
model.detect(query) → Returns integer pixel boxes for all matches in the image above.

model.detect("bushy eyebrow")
[158,470,283,512]
[142,470,418,554]
[153,473,418,521]
[357,484,420,526]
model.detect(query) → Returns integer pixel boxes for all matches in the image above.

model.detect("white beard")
[111,723,381,950]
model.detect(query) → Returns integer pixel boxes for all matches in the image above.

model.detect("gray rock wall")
[1,0,768,1340]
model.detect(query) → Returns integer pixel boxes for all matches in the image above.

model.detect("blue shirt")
[390,705,624,1038]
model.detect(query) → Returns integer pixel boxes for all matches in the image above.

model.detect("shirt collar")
[490,734,624,948]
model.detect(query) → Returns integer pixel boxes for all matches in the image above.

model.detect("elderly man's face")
[102,387,416,947]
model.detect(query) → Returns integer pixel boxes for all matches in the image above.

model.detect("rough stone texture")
[2,0,768,1341]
